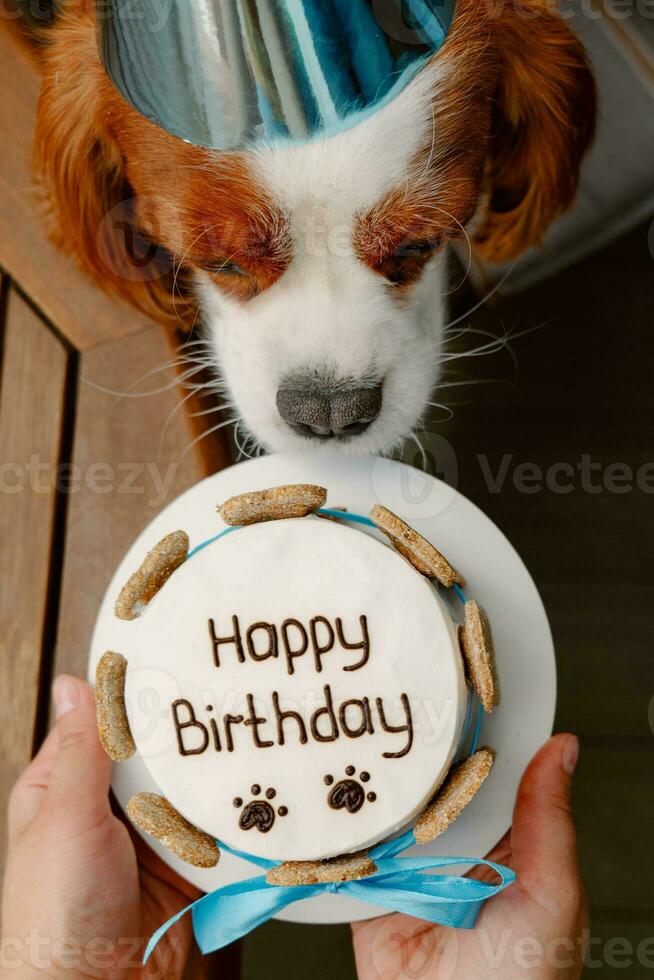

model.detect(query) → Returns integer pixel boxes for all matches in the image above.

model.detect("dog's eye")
[391,240,437,260]
[374,238,441,288]
[202,260,248,277]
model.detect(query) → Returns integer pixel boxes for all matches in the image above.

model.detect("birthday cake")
[95,484,499,882]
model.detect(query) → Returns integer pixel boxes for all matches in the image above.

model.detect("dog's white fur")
[35,1,595,460]
[197,67,450,457]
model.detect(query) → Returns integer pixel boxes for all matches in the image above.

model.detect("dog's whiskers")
[233,419,258,460]
[409,430,428,471]
[181,415,239,460]
[411,200,473,287]
[438,377,508,389]
[170,223,226,323]
[158,384,226,456]
[425,401,455,423]
[158,387,202,459]
[442,261,519,334]
[439,328,514,365]
[81,356,210,403]
[189,402,232,419]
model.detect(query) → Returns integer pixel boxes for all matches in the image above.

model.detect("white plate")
[89,453,556,925]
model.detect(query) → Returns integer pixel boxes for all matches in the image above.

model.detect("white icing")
[124,517,466,862]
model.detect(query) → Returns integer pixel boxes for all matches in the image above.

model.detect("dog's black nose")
[277,377,383,440]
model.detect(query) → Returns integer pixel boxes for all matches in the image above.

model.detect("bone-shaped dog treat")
[370,505,464,588]
[219,484,327,526]
[115,530,189,621]
[459,601,501,713]
[95,651,135,761]
[127,793,220,869]
[267,850,377,886]
[414,748,495,845]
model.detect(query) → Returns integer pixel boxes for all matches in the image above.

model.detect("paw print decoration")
[234,786,289,834]
[325,767,377,814]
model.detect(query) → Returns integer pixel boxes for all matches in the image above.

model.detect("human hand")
[1,676,202,980]
[352,734,588,980]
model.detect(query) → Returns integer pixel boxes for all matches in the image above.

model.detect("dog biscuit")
[127,793,220,868]
[115,530,189,621]
[95,651,136,761]
[459,601,500,712]
[414,748,495,845]
[219,484,327,526]
[267,850,377,886]
[370,505,464,588]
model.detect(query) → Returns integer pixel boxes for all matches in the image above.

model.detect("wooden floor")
[1,13,653,980]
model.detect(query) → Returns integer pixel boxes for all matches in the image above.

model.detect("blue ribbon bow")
[144,829,515,962]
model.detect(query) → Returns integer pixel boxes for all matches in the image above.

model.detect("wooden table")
[0,16,238,977]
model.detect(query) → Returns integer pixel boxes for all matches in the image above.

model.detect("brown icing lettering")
[208,616,245,667]
[310,685,339,742]
[247,622,278,662]
[310,616,335,673]
[339,697,375,738]
[244,694,274,748]
[170,689,415,757]
[377,694,414,759]
[224,713,245,753]
[281,619,309,675]
[273,691,308,745]
[172,699,209,756]
[209,717,222,752]
[337,616,370,672]
[208,613,371,672]
[173,591,418,764]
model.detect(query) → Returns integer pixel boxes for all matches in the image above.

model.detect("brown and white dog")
[35,0,596,456]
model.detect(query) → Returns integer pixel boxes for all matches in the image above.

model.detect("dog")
[35,0,596,456]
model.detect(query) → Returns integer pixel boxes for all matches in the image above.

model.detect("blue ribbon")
[144,510,515,962]
[144,827,515,962]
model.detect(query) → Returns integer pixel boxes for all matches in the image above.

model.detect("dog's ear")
[473,0,597,263]
[34,7,192,328]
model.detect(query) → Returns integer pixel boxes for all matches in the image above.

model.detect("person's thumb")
[46,675,113,822]
[510,733,581,907]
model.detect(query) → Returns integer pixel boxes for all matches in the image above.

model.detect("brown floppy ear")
[473,0,597,263]
[33,7,194,328]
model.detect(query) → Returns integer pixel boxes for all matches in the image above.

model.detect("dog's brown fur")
[354,0,596,281]
[34,0,596,326]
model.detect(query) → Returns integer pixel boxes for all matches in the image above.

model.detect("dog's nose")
[277,377,383,440]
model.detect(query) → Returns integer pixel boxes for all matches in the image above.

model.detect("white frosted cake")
[124,516,466,861]
[96,484,498,874]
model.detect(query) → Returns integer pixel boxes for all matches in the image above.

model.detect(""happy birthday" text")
[168,613,415,760]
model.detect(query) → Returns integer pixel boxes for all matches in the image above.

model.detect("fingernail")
[53,675,81,718]
[562,735,580,776]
